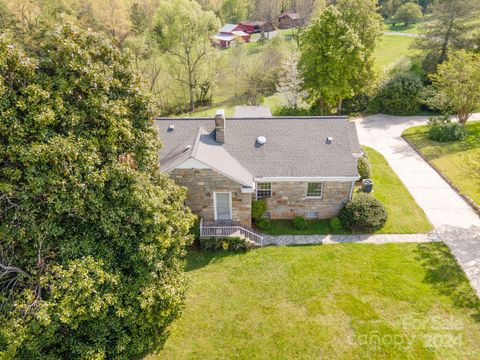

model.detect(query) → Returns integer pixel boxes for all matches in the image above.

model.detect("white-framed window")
[306,182,323,198]
[306,211,319,219]
[256,182,272,199]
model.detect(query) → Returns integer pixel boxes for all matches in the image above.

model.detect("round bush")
[293,216,307,230]
[427,116,466,142]
[370,72,424,115]
[339,193,388,232]
[357,155,372,180]
[256,217,271,230]
[329,217,343,231]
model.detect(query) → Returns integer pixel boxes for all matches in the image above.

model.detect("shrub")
[273,106,312,116]
[293,216,307,230]
[189,216,200,241]
[252,199,267,221]
[357,155,372,180]
[427,116,467,142]
[339,193,388,232]
[343,92,371,115]
[256,217,271,230]
[199,237,257,251]
[329,217,343,231]
[370,72,424,115]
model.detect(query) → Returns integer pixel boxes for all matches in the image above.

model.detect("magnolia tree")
[428,50,480,124]
[0,21,194,359]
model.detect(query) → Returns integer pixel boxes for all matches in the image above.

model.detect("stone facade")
[170,169,354,226]
[262,181,354,219]
[170,168,251,227]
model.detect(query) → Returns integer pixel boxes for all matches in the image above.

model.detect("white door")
[215,193,232,221]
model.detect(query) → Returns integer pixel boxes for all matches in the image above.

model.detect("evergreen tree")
[130,2,148,35]
[413,0,480,72]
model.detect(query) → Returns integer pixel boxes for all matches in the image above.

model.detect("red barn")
[238,20,266,34]
[213,24,250,48]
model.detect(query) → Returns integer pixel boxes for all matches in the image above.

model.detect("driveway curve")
[354,114,480,230]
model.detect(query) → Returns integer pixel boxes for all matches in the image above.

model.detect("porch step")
[199,219,264,246]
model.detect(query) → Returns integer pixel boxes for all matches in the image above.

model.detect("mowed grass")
[373,35,415,71]
[260,146,432,235]
[148,244,480,359]
[363,146,433,234]
[403,122,480,206]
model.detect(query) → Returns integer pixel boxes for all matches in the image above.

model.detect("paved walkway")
[263,232,440,246]
[383,31,423,38]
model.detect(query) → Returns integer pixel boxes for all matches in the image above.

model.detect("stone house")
[155,110,362,228]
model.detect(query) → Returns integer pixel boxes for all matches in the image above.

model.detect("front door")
[215,192,232,221]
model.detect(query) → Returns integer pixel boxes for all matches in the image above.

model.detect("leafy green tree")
[336,0,382,104]
[129,2,148,35]
[428,50,480,124]
[151,0,220,112]
[220,0,248,23]
[413,0,480,72]
[395,2,422,26]
[0,20,194,359]
[299,6,371,113]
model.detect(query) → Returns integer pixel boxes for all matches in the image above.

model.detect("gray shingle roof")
[234,106,272,118]
[155,116,361,182]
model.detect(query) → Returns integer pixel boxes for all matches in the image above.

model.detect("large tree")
[0,20,194,359]
[299,2,380,113]
[151,0,220,112]
[428,50,480,124]
[413,0,480,72]
[335,0,382,100]
[395,2,422,26]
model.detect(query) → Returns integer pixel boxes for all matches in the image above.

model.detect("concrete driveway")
[354,114,480,229]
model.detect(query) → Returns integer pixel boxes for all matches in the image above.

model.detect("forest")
[3,0,477,117]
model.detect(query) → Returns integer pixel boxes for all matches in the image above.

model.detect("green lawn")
[148,244,480,359]
[260,146,431,235]
[403,122,480,206]
[363,146,432,234]
[373,34,416,71]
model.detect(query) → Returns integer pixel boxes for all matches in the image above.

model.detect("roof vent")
[326,136,333,144]
[256,136,266,145]
[184,145,191,152]
[168,124,175,131]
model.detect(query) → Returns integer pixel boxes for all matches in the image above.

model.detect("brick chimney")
[215,109,226,143]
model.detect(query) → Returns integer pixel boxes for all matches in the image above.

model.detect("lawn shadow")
[415,242,480,322]
[184,249,246,272]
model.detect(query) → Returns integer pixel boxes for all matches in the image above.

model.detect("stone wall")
[170,168,252,227]
[262,181,354,219]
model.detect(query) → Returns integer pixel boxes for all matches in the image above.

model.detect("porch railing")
[199,218,264,246]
